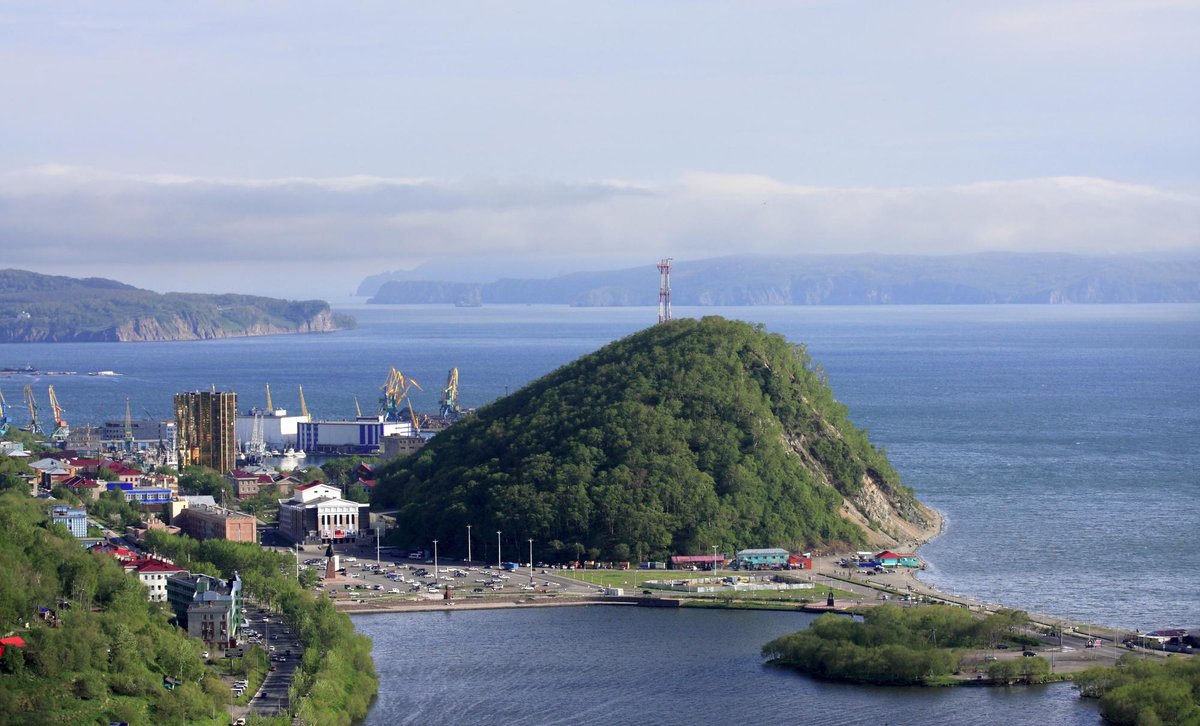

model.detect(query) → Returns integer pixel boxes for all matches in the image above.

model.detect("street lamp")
[712,545,719,572]
[466,524,472,564]
[528,539,534,583]
[433,540,439,580]
[496,531,501,570]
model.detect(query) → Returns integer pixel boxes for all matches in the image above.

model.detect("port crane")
[0,389,9,436]
[265,383,274,412]
[379,367,421,422]
[21,384,42,435]
[439,368,462,419]
[299,385,311,421]
[47,385,70,441]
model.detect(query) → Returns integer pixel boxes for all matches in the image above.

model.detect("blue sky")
[1,1,1197,297]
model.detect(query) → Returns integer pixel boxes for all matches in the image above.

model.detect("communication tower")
[657,258,673,323]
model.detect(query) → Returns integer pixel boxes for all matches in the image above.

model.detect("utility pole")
[496,531,501,570]
[528,539,534,584]
[466,524,472,564]
[433,540,439,580]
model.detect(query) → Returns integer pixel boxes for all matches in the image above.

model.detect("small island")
[762,604,1053,686]
[0,269,355,343]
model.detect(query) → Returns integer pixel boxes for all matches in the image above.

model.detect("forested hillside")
[0,492,227,724]
[0,269,355,342]
[373,317,938,562]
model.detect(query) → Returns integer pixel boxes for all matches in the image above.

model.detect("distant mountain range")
[363,253,1200,306]
[0,269,355,343]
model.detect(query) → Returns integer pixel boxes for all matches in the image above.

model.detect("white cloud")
[1,165,1196,297]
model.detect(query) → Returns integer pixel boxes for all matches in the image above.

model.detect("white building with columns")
[277,481,371,545]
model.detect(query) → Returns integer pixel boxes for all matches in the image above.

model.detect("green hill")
[373,316,938,562]
[0,268,355,342]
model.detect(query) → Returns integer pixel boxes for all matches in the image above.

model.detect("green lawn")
[559,569,857,602]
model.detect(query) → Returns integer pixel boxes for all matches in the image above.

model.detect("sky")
[1,1,1197,299]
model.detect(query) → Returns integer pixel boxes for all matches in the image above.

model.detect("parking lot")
[298,543,598,603]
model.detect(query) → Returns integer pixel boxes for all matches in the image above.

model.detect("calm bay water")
[4,302,1198,722]
[352,606,1099,726]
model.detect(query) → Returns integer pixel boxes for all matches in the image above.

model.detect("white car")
[388,587,401,593]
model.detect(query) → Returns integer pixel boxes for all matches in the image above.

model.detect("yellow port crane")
[407,399,422,435]
[439,368,461,419]
[0,388,9,436]
[22,384,42,435]
[379,367,421,422]
[298,385,311,421]
[47,385,69,441]
[265,383,274,412]
[354,396,363,418]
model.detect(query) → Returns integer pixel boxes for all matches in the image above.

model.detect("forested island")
[373,316,939,561]
[762,605,1050,686]
[0,269,355,342]
[363,252,1200,306]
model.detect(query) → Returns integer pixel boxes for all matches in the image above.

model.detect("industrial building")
[235,409,308,450]
[277,481,370,545]
[295,418,413,455]
[166,572,242,648]
[174,390,238,473]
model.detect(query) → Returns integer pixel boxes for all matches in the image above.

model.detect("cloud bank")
[1,166,1196,296]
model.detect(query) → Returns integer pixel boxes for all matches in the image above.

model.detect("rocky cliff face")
[107,308,341,342]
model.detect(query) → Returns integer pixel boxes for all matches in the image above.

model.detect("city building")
[735,548,791,570]
[174,501,258,543]
[381,433,427,460]
[277,482,370,545]
[106,482,174,505]
[166,572,242,647]
[226,469,276,499]
[125,558,188,602]
[100,418,176,450]
[174,390,238,473]
[50,506,88,538]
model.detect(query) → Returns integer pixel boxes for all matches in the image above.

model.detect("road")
[228,605,304,721]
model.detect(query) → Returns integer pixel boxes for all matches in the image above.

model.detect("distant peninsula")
[0,269,355,343]
[362,253,1200,306]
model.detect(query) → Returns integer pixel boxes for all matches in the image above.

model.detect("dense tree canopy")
[1076,654,1200,725]
[762,605,1040,686]
[374,316,921,562]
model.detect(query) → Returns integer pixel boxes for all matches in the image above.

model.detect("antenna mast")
[657,258,673,323]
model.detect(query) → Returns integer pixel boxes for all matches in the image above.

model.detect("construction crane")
[378,367,421,422]
[22,384,42,435]
[354,396,363,418]
[439,368,462,419]
[265,383,274,412]
[0,388,9,436]
[47,385,69,441]
[298,385,311,421]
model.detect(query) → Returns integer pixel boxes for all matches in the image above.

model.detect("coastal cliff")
[0,269,354,342]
